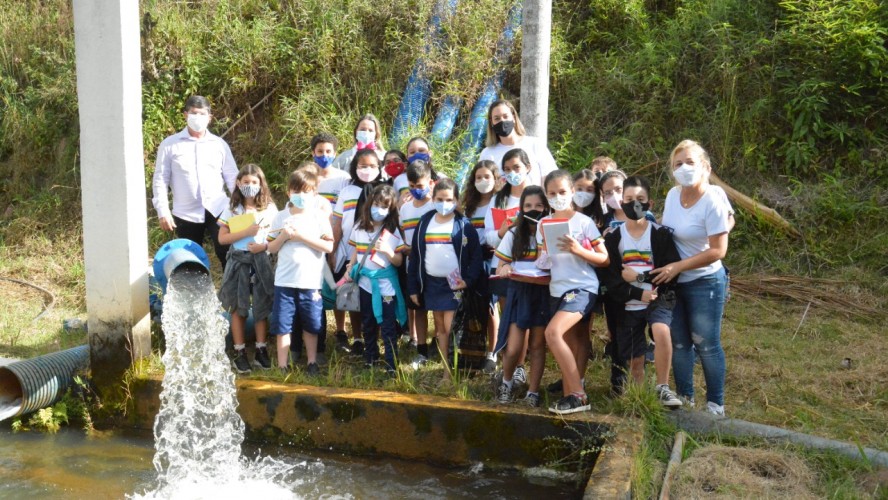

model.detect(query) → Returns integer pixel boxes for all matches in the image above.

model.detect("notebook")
[490,207,519,230]
[540,218,570,255]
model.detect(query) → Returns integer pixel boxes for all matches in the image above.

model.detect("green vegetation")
[1,0,886,496]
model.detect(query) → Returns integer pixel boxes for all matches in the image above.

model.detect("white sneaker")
[496,382,513,404]
[679,395,696,408]
[656,384,683,408]
[513,365,527,386]
[706,401,725,416]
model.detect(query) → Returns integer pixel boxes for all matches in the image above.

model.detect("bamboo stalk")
[709,172,801,237]
[659,431,687,500]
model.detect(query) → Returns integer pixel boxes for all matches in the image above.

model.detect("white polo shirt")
[152,127,238,223]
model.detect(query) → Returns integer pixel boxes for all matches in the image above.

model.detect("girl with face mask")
[537,170,609,415]
[344,184,408,374]
[331,114,387,171]
[406,179,484,384]
[217,164,278,374]
[493,186,552,408]
[461,160,502,373]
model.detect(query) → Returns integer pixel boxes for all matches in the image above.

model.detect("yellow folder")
[227,212,256,234]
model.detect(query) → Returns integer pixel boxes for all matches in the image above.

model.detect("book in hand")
[369,229,398,267]
[509,271,551,285]
[227,212,256,234]
[540,218,570,254]
[491,207,519,230]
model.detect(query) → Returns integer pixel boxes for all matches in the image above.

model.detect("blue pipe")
[151,239,211,293]
[454,1,523,185]
[390,0,459,147]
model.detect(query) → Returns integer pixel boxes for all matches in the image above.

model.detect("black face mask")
[621,200,650,221]
[522,209,545,223]
[492,120,515,138]
[594,171,603,180]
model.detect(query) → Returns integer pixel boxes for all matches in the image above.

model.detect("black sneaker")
[481,357,497,375]
[548,394,590,415]
[350,340,365,356]
[335,331,351,353]
[656,384,683,408]
[306,362,320,377]
[253,347,271,369]
[547,378,563,393]
[522,392,541,408]
[232,349,251,374]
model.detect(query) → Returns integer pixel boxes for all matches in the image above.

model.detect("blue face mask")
[407,152,430,164]
[504,171,525,186]
[409,187,430,200]
[370,206,389,222]
[314,155,334,169]
[434,201,456,216]
[289,193,311,209]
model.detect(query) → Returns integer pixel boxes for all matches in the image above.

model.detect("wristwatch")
[635,272,646,284]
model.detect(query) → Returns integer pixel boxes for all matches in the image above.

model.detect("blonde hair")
[669,140,711,172]
[589,156,618,173]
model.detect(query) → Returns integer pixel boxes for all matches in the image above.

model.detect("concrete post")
[73,0,150,392]
[520,0,552,142]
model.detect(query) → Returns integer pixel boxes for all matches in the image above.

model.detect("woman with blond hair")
[645,140,731,416]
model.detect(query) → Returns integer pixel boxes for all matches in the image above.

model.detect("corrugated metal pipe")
[0,345,89,421]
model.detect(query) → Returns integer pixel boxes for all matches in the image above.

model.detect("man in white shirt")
[152,95,238,269]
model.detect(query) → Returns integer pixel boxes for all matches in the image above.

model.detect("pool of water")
[0,427,580,499]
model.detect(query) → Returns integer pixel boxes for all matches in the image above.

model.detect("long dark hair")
[349,148,390,218]
[573,169,598,220]
[356,184,403,239]
[230,163,272,211]
[495,148,531,209]
[432,178,462,217]
[511,186,548,261]
[462,160,499,217]
[596,169,628,229]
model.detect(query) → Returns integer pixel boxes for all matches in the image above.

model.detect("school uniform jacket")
[597,222,682,305]
[407,211,484,297]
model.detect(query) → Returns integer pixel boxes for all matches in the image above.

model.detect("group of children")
[212,114,689,415]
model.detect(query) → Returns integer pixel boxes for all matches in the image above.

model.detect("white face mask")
[548,194,572,212]
[475,179,494,194]
[355,130,375,145]
[673,163,703,187]
[356,167,379,183]
[187,112,210,133]
[606,194,622,211]
[572,191,594,208]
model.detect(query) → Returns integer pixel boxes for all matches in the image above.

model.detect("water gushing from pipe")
[132,270,296,499]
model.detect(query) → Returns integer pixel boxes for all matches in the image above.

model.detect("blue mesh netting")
[430,95,462,144]
[454,1,523,186]
[390,0,459,147]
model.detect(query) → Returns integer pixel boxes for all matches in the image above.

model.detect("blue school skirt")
[423,276,462,311]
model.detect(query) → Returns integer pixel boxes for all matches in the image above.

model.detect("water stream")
[133,269,296,498]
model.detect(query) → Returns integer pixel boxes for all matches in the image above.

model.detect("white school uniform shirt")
[661,185,731,283]
[483,194,520,271]
[478,135,557,187]
[618,223,654,311]
[271,208,328,289]
[495,229,548,277]
[399,198,436,247]
[349,227,407,296]
[535,211,604,298]
[332,184,363,271]
[152,127,238,222]
[217,202,279,251]
[393,173,410,199]
[423,216,459,277]
[318,168,352,206]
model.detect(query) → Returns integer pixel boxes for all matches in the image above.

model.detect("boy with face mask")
[597,175,684,408]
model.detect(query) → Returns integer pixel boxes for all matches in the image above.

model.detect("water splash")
[133,270,296,499]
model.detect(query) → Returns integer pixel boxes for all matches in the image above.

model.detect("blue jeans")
[670,268,727,406]
[359,288,399,370]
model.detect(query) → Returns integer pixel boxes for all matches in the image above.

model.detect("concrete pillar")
[520,0,552,142]
[73,0,150,392]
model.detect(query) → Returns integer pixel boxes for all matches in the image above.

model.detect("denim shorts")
[270,286,323,335]
[548,289,597,322]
